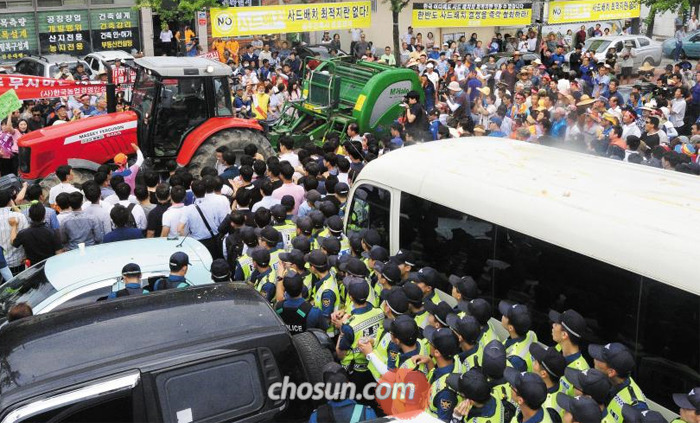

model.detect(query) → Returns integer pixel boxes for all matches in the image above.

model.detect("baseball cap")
[114,153,128,165]
[446,314,481,345]
[318,201,338,217]
[588,343,635,377]
[490,116,503,126]
[549,309,586,340]
[564,368,611,405]
[673,387,700,412]
[423,301,453,327]
[377,261,401,285]
[504,368,547,409]
[423,325,461,357]
[346,276,370,302]
[448,275,478,300]
[498,300,532,335]
[251,249,271,267]
[335,182,350,196]
[283,271,304,297]
[121,263,141,276]
[380,286,409,315]
[621,405,668,423]
[320,236,341,256]
[260,226,281,244]
[465,298,492,326]
[296,216,314,235]
[416,267,440,288]
[362,245,389,262]
[391,249,416,267]
[291,235,311,254]
[481,340,507,379]
[339,256,369,277]
[402,282,423,305]
[529,344,566,379]
[241,226,258,247]
[169,252,190,271]
[279,249,306,268]
[348,234,363,255]
[387,314,419,345]
[210,258,231,282]
[270,204,287,220]
[447,369,491,403]
[556,394,602,423]
[305,189,322,203]
[309,210,325,229]
[305,249,328,269]
[322,362,349,385]
[326,215,343,234]
[362,229,381,248]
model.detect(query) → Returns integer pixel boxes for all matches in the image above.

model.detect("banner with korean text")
[0,75,106,100]
[412,3,532,28]
[210,1,371,37]
[547,0,640,24]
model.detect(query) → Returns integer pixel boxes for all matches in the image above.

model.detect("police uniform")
[504,330,538,372]
[414,309,430,329]
[463,396,504,423]
[234,251,255,282]
[543,385,565,420]
[510,408,555,423]
[367,325,397,381]
[338,303,385,374]
[309,399,377,423]
[392,338,429,375]
[556,347,590,396]
[456,345,481,372]
[274,297,322,334]
[251,268,276,303]
[153,274,189,290]
[107,283,148,298]
[605,378,647,423]
[427,361,465,420]
[312,272,341,336]
[273,219,297,251]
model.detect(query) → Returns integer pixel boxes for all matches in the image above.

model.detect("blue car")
[663,30,700,58]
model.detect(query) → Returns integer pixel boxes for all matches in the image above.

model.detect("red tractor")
[18,57,272,185]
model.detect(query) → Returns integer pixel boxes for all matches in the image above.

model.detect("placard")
[412,3,532,28]
[547,0,640,24]
[210,1,371,37]
[90,8,140,52]
[38,11,90,55]
[0,14,39,61]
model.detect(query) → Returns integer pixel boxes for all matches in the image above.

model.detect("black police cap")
[210,258,231,282]
[251,249,271,267]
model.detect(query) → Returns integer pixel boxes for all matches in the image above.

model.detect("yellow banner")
[547,0,640,24]
[412,3,532,28]
[211,1,371,37]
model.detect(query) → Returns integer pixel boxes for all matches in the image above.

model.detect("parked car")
[295,44,349,61]
[662,30,700,58]
[0,283,335,422]
[83,49,135,74]
[0,237,213,321]
[13,54,95,79]
[565,35,662,67]
[488,51,540,69]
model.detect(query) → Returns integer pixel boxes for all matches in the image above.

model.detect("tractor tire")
[291,331,334,385]
[187,129,274,177]
[39,168,95,200]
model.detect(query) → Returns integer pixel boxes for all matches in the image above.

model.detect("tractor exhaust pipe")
[100,59,117,113]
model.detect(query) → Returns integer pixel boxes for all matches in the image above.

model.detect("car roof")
[85,50,135,61]
[134,56,231,77]
[41,237,212,290]
[588,35,648,42]
[0,283,286,402]
[39,54,85,64]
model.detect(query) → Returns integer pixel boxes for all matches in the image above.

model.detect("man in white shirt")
[670,87,687,130]
[425,64,440,91]
[162,186,186,238]
[621,110,642,140]
[82,182,112,236]
[48,165,81,205]
[203,176,231,218]
[258,44,273,68]
[278,136,300,168]
[252,180,281,212]
[454,59,467,82]
[402,26,413,45]
[114,182,147,230]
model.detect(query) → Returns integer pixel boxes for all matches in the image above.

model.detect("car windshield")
[0,262,55,320]
[585,39,611,53]
[48,61,81,76]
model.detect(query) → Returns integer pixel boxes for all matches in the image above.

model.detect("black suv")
[0,283,334,422]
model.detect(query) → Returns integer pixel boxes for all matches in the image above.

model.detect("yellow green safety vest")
[426,360,465,418]
[301,271,314,300]
[313,273,341,336]
[543,386,565,420]
[556,348,590,396]
[510,409,555,423]
[368,327,393,381]
[455,347,481,372]
[340,307,385,373]
[479,325,500,348]
[605,378,647,423]
[343,278,379,314]
[269,249,282,274]
[504,330,538,372]
[414,309,429,329]
[274,222,297,251]
[464,396,504,423]
[394,341,429,376]
[492,380,516,408]
[237,253,255,282]
[426,290,441,305]
[253,270,275,302]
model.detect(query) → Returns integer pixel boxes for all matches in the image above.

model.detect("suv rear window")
[155,353,265,422]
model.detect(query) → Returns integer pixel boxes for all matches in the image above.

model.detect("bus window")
[346,184,391,249]
[398,192,495,293]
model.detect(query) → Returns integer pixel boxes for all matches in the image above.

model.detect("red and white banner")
[112,67,136,85]
[198,50,221,61]
[0,75,106,100]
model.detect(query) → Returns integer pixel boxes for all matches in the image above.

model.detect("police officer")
[154,252,190,290]
[467,298,498,349]
[420,325,464,421]
[335,276,384,392]
[549,309,589,396]
[210,258,232,283]
[107,263,148,298]
[274,272,325,334]
[415,267,442,306]
[556,395,603,423]
[530,344,567,420]
[233,227,259,282]
[295,216,314,239]
[499,300,538,372]
[390,249,417,283]
[403,281,429,329]
[372,260,401,299]
[360,313,428,378]
[277,249,313,300]
[504,367,555,423]
[363,286,409,381]
[482,340,517,421]
[425,301,453,329]
[307,249,340,336]
[448,368,506,423]
[621,405,668,423]
[588,342,648,423]
[258,226,282,274]
[338,256,377,312]
[363,245,388,292]
[308,210,325,248]
[320,236,342,257]
[447,274,479,313]
[250,249,276,303]
[671,387,700,423]
[565,368,615,422]
[270,204,296,251]
[308,363,378,422]
[446,314,482,371]
[320,215,351,256]
[291,235,312,255]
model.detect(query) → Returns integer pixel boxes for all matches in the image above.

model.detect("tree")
[135,0,221,23]
[641,0,692,37]
[384,0,411,65]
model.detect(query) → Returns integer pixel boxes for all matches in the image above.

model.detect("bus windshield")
[0,262,55,320]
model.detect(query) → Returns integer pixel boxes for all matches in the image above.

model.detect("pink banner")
[0,74,106,100]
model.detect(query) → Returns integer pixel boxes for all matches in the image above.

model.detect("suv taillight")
[18,147,30,173]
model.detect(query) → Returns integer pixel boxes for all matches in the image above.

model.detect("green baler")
[269,56,422,147]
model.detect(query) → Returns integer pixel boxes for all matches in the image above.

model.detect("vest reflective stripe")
[270,250,282,274]
[559,354,589,396]
[544,389,565,420]
[339,235,351,256]
[302,272,314,300]
[340,307,385,372]
[237,254,254,282]
[427,360,465,417]
[606,379,646,423]
[480,326,499,348]
[505,331,538,372]
[253,271,275,301]
[457,349,481,372]
[510,409,555,423]
[467,397,504,423]
[368,329,393,380]
[274,223,297,250]
[396,342,429,375]
[414,310,429,329]
[313,274,341,336]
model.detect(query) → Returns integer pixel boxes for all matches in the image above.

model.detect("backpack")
[126,203,137,228]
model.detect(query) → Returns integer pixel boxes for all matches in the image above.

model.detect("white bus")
[343,138,699,417]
